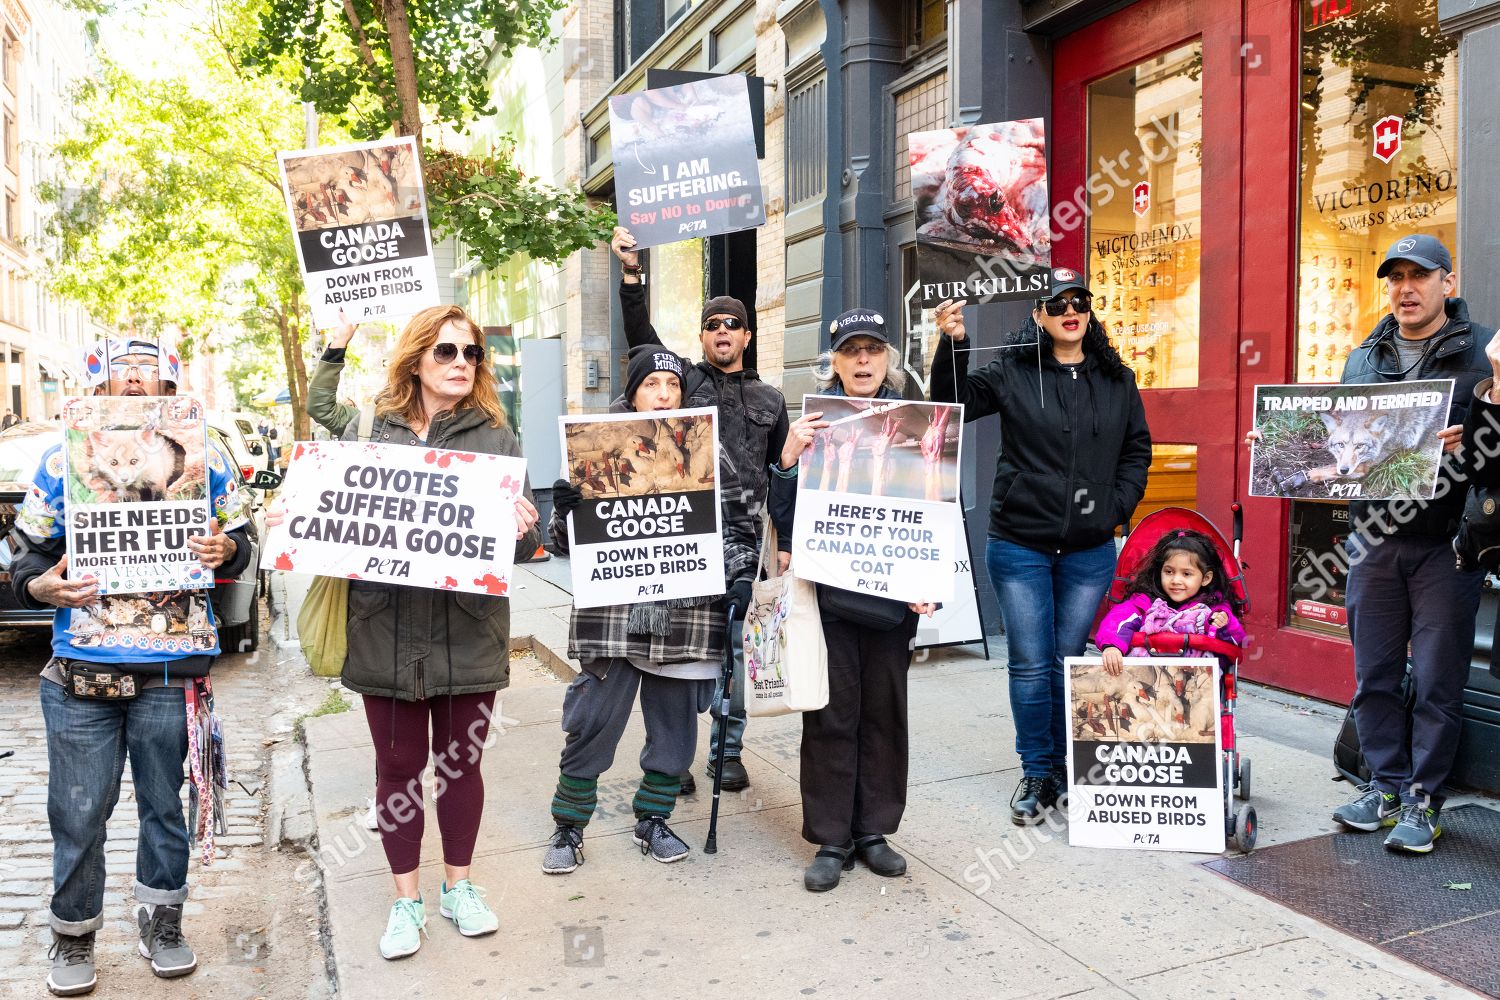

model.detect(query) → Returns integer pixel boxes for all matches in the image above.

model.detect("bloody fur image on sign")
[282,141,422,233]
[911,118,1052,305]
[1069,661,1217,746]
[1249,380,1453,501]
[799,397,960,504]
[64,396,207,505]
[564,412,716,499]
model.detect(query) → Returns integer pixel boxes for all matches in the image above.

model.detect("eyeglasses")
[431,343,485,366]
[108,362,160,380]
[835,341,885,358]
[1040,295,1092,317]
[703,317,743,332]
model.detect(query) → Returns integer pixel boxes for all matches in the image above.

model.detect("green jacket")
[339,405,542,701]
[308,354,356,437]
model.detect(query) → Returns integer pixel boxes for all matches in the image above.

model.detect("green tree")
[243,0,614,268]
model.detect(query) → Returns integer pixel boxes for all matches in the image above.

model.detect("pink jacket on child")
[1094,591,1245,656]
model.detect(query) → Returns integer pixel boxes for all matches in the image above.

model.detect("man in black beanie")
[610,226,790,792]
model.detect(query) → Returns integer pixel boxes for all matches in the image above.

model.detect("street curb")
[267,738,316,850]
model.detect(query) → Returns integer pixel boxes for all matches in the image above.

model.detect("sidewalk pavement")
[295,560,1486,999]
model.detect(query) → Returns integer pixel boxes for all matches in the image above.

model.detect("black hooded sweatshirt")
[929,326,1152,553]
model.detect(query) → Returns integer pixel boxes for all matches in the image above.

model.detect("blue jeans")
[987,537,1117,778]
[40,679,191,934]
[708,618,746,762]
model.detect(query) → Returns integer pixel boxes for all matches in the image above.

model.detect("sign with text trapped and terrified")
[262,442,526,596]
[791,396,963,605]
[62,395,212,596]
[911,118,1052,306]
[609,74,765,248]
[278,136,440,329]
[561,407,724,610]
[1064,657,1224,853]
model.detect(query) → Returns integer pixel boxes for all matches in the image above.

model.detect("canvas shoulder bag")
[743,523,829,717]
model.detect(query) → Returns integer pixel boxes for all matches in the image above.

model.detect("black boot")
[1011,775,1051,826]
[803,842,855,892]
[1044,766,1068,811]
[853,834,907,877]
[679,771,696,796]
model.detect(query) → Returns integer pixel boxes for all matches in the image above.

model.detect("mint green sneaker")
[440,880,499,937]
[378,896,427,959]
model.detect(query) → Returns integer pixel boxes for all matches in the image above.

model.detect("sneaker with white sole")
[364,797,379,832]
[440,879,499,937]
[633,815,689,863]
[1384,804,1442,853]
[46,931,96,996]
[378,896,427,960]
[136,904,196,979]
[542,825,584,874]
[1332,784,1400,832]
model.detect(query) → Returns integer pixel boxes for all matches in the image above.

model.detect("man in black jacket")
[611,226,789,791]
[1328,235,1491,853]
[11,339,254,995]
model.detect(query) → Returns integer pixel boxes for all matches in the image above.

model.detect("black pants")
[1346,533,1482,808]
[799,614,916,845]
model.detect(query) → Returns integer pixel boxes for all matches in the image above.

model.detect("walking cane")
[703,601,741,855]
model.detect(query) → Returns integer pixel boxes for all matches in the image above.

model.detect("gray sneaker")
[46,931,96,997]
[1332,784,1399,831]
[633,816,689,863]
[1384,804,1442,853]
[542,825,584,874]
[136,904,197,978]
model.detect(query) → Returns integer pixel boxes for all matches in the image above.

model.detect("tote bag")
[743,526,828,716]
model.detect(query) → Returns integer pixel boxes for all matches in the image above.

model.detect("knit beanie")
[700,296,749,329]
[624,344,686,403]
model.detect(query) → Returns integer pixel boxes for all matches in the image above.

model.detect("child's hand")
[1211,611,1228,629]
[1101,646,1124,676]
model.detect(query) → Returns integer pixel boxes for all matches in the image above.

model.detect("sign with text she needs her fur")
[261,441,526,596]
[61,395,212,595]
[1249,380,1454,501]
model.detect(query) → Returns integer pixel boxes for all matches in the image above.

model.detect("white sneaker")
[364,798,379,831]
[378,897,426,960]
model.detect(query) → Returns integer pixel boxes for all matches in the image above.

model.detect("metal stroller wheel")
[1233,804,1258,853]
[1235,756,1251,801]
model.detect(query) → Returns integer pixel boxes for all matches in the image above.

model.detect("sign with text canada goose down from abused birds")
[262,441,526,596]
[278,136,441,329]
[609,75,765,248]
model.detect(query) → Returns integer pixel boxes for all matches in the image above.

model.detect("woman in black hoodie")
[929,268,1151,825]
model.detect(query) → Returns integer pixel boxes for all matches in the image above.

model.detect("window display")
[647,237,706,361]
[1086,40,1202,390]
[1286,500,1350,638]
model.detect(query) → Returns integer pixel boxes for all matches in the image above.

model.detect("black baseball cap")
[828,309,889,351]
[1042,266,1089,301]
[1376,234,1453,278]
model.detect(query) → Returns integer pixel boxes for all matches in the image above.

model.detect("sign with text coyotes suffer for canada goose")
[608,75,765,249]
[560,407,724,609]
[1248,380,1453,501]
[278,136,441,329]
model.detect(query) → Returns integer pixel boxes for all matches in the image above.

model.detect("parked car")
[213,410,271,476]
[0,420,277,654]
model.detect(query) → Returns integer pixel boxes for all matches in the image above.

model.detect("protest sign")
[609,74,765,248]
[62,395,212,596]
[278,136,440,329]
[560,407,724,609]
[262,441,526,595]
[1249,380,1453,500]
[1064,657,1224,853]
[790,396,962,605]
[911,118,1052,306]
[915,514,986,651]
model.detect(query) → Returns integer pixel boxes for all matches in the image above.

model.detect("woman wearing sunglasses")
[333,305,542,959]
[929,267,1151,826]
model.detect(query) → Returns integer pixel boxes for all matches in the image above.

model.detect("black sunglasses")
[1039,295,1092,317]
[432,343,485,366]
[703,317,743,332]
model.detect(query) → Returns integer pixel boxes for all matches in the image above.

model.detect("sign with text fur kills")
[791,396,962,604]
[262,442,526,596]
[1064,657,1224,854]
[278,136,440,329]
[911,118,1052,306]
[609,75,765,249]
[62,395,212,596]
[1249,380,1453,500]
[561,407,724,609]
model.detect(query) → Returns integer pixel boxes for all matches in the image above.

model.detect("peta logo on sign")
[1132,182,1151,218]
[1373,115,1402,164]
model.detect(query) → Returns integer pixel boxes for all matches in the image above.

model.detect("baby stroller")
[1107,504,1257,853]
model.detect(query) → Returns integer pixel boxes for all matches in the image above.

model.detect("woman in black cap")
[929,270,1151,825]
[771,310,941,892]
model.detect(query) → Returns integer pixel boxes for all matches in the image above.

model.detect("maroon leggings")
[362,692,496,875]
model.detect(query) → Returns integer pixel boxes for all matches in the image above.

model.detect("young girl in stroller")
[1095,529,1246,676]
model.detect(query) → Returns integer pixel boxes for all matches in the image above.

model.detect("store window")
[1085,40,1203,390]
[1295,0,1457,383]
[892,71,947,202]
[647,238,705,361]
